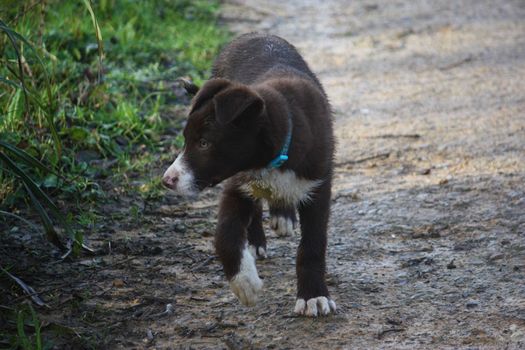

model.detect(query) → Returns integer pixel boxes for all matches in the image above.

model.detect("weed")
[0,0,229,237]
[0,2,228,346]
[0,303,50,350]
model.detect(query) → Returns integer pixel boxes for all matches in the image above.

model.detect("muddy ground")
[2,0,525,349]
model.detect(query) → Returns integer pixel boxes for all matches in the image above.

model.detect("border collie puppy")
[163,33,335,316]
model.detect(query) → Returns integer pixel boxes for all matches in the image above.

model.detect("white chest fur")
[239,169,322,205]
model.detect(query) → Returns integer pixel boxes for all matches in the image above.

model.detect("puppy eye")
[198,138,210,150]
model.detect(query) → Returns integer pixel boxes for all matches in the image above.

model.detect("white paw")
[229,247,263,306]
[294,297,336,317]
[248,244,267,259]
[270,216,295,236]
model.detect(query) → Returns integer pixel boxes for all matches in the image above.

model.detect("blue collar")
[267,114,292,169]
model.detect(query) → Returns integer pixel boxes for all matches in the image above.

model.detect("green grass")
[0,303,45,350]
[1,0,228,347]
[0,0,229,232]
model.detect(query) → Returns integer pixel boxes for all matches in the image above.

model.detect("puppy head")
[163,79,265,197]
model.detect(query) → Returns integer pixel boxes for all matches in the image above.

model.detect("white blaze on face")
[162,151,198,197]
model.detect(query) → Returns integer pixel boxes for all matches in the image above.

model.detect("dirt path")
[209,1,525,348]
[4,1,523,349]
[116,1,524,349]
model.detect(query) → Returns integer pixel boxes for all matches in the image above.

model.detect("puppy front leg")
[215,186,263,306]
[295,179,336,316]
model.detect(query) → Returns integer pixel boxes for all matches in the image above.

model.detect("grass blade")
[0,20,29,115]
[6,89,23,126]
[0,20,61,157]
[0,76,22,89]
[0,152,60,214]
[0,152,65,250]
[0,21,51,81]
[24,182,65,250]
[80,0,103,81]
[1,266,47,307]
[29,304,42,350]
[17,309,31,350]
[0,210,41,233]
[0,140,55,175]
[3,66,53,113]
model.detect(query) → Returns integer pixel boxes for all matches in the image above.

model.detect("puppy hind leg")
[247,200,267,259]
[269,204,297,237]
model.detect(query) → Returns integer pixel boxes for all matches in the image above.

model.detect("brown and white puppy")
[163,33,336,316]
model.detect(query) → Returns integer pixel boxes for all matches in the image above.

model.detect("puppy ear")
[191,78,231,113]
[213,86,264,126]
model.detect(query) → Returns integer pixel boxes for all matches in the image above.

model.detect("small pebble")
[466,301,479,309]
[489,253,503,261]
[166,303,175,314]
[447,260,457,269]
[112,278,125,287]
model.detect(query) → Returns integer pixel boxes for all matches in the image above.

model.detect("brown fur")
[167,32,335,305]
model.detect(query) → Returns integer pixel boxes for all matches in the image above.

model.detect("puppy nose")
[162,171,179,189]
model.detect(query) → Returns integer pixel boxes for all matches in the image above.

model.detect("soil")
[1,0,524,349]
